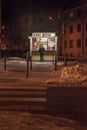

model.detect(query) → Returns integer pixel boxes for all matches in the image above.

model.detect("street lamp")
[48,16,53,31]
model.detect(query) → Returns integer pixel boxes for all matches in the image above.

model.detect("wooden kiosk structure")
[28,32,57,61]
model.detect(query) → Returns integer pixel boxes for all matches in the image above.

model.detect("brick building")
[0,0,1,43]
[59,3,87,57]
[1,1,87,59]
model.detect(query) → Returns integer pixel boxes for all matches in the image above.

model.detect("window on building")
[86,23,87,31]
[77,39,81,47]
[76,8,81,17]
[39,17,43,22]
[64,24,67,34]
[77,24,81,32]
[58,13,61,19]
[85,38,87,47]
[69,40,73,48]
[85,7,87,15]
[25,17,29,24]
[64,13,67,20]
[62,23,67,34]
[69,26,73,33]
[69,11,74,18]
[64,40,67,48]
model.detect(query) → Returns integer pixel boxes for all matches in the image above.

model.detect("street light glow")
[49,16,53,21]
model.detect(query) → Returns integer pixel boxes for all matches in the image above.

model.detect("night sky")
[2,0,84,21]
[1,0,86,43]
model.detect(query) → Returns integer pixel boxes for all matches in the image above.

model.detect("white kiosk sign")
[32,32,56,37]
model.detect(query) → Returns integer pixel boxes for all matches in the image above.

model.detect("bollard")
[30,56,32,71]
[55,57,57,71]
[4,55,6,70]
[26,58,29,78]
[64,54,67,66]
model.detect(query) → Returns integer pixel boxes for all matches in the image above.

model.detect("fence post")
[4,55,6,70]
[64,54,67,66]
[55,54,57,71]
[30,56,32,71]
[26,57,29,78]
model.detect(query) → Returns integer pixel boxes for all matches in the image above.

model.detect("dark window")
[64,24,67,34]
[85,7,87,15]
[76,9,81,17]
[77,39,81,47]
[64,13,67,20]
[25,18,29,24]
[85,38,87,47]
[9,35,13,41]
[39,17,43,22]
[64,40,67,48]
[69,26,73,33]
[33,18,38,24]
[69,40,73,48]
[70,53,73,56]
[77,24,81,32]
[86,23,87,31]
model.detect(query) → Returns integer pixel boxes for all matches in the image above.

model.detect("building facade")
[59,3,87,57]
[0,0,1,43]
[1,1,87,59]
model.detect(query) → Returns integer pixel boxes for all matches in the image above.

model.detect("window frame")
[77,24,81,32]
[69,25,73,33]
[77,39,81,48]
[69,40,73,48]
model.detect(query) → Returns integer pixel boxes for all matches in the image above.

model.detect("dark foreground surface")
[0,59,87,129]
[0,111,87,130]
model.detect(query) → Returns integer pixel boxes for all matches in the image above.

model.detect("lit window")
[58,13,61,19]
[69,12,74,18]
[77,39,81,47]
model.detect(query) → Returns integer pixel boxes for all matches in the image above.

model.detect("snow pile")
[60,63,87,81]
[46,63,87,86]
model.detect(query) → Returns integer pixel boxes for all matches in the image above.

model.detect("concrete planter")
[46,87,87,124]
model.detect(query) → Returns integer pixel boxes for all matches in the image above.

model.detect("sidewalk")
[0,60,60,89]
[0,59,87,129]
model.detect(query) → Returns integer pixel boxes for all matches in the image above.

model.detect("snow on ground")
[46,62,87,87]
[0,111,86,130]
[0,58,87,129]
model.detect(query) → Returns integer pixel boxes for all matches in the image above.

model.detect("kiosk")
[28,32,57,61]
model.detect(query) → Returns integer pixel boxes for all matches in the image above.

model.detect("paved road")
[0,58,51,112]
[0,57,61,88]
[0,58,87,128]
[0,88,47,112]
